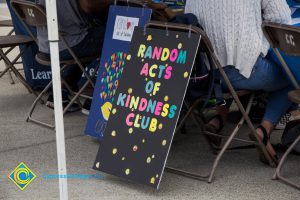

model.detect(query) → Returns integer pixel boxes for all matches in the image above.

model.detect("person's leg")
[60,25,105,91]
[219,56,294,160]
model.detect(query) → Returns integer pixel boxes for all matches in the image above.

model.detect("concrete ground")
[0,3,300,200]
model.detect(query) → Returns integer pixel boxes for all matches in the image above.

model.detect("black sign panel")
[93,26,201,188]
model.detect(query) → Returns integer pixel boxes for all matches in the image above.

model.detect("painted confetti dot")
[184,72,189,78]
[125,168,130,175]
[145,78,148,81]
[112,148,118,155]
[142,59,145,62]
[122,157,126,161]
[127,54,131,61]
[142,139,146,143]
[129,128,133,134]
[178,43,183,49]
[146,157,152,164]
[112,108,117,115]
[162,140,167,146]
[152,155,155,159]
[164,96,169,101]
[150,177,156,184]
[128,88,133,94]
[133,145,138,152]
[158,123,163,130]
[95,162,100,169]
[156,174,159,178]
[111,130,116,137]
[176,34,179,38]
[147,35,152,41]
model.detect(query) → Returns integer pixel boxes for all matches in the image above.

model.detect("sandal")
[205,114,224,147]
[249,125,279,166]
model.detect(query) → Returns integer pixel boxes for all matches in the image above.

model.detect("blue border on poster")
[84,5,152,139]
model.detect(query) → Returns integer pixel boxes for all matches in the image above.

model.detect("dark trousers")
[59,25,105,91]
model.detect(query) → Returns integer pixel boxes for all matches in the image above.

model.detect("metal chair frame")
[0,18,36,93]
[11,0,98,129]
[0,19,15,84]
[145,21,275,183]
[262,22,300,190]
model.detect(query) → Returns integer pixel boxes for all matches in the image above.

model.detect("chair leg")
[213,56,276,167]
[61,37,96,88]
[63,64,100,114]
[273,134,300,190]
[207,93,254,183]
[63,79,88,114]
[0,48,36,95]
[165,93,258,183]
[8,69,15,84]
[26,80,55,129]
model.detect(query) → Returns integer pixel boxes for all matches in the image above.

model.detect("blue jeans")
[219,56,294,125]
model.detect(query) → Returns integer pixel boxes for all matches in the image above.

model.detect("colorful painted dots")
[126,54,131,61]
[147,35,152,41]
[162,139,167,146]
[128,88,133,94]
[125,168,131,175]
[112,148,118,155]
[164,96,169,101]
[178,43,183,49]
[95,162,100,169]
[150,177,156,184]
[129,128,133,134]
[133,145,138,152]
[184,72,189,78]
[142,139,146,143]
[146,157,152,164]
[111,130,116,137]
[122,157,126,161]
[112,108,117,115]
[158,123,163,130]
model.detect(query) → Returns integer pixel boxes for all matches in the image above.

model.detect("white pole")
[45,0,68,199]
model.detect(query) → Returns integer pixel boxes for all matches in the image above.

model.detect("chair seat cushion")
[0,35,33,48]
[288,90,300,104]
[0,20,13,27]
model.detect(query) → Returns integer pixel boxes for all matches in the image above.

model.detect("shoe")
[205,114,224,147]
[249,125,279,166]
[81,99,92,115]
[46,93,81,112]
[275,113,300,130]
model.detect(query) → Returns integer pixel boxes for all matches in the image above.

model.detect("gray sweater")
[185,0,292,78]
[36,0,89,53]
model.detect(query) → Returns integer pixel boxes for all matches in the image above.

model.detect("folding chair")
[0,18,35,93]
[262,22,300,190]
[11,0,99,129]
[0,19,15,84]
[143,21,274,183]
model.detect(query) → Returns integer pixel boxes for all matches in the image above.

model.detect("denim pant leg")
[220,56,294,125]
[60,25,105,91]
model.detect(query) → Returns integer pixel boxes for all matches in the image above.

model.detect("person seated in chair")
[185,0,300,165]
[267,0,300,130]
[36,0,113,113]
